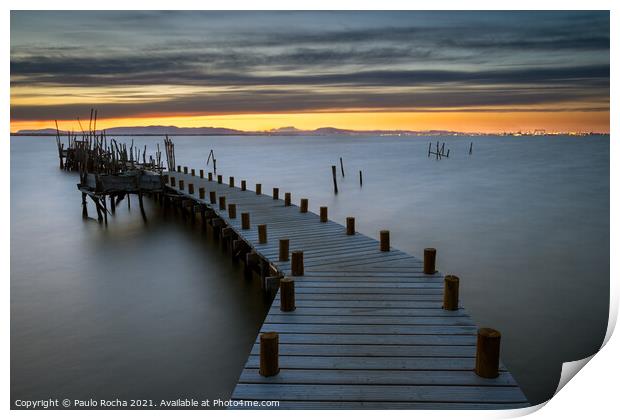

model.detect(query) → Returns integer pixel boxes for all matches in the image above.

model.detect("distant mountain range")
[13,125,473,137]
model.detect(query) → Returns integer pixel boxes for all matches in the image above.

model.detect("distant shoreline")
[10,133,610,137]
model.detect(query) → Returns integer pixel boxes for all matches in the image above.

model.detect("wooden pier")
[167,169,528,410]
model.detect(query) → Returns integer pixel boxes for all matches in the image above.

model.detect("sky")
[10,11,610,133]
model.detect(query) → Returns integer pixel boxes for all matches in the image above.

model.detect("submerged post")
[346,217,355,235]
[339,157,345,177]
[279,239,289,261]
[258,224,267,244]
[359,170,363,186]
[291,251,304,276]
[424,248,436,274]
[300,198,308,213]
[380,230,390,251]
[259,332,279,377]
[280,278,295,312]
[320,206,328,223]
[443,275,460,310]
[241,212,250,229]
[475,328,501,378]
[331,165,338,194]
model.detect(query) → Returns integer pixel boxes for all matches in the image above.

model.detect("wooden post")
[359,170,363,186]
[300,198,308,213]
[170,177,176,187]
[284,192,291,206]
[183,166,188,174]
[81,193,88,219]
[179,180,184,191]
[273,188,279,200]
[200,169,204,178]
[259,332,279,377]
[424,248,436,274]
[219,196,226,210]
[339,157,345,177]
[256,184,262,195]
[475,328,501,378]
[188,183,194,195]
[217,175,222,184]
[346,217,355,235]
[199,187,205,199]
[241,180,247,191]
[229,176,234,187]
[258,224,267,244]
[320,206,328,223]
[208,172,213,181]
[291,251,304,276]
[241,212,250,229]
[209,191,217,204]
[469,142,473,155]
[191,168,195,176]
[177,165,181,172]
[380,230,390,251]
[280,278,295,312]
[331,165,338,194]
[228,203,237,219]
[279,239,289,261]
[138,192,147,222]
[443,275,460,310]
[110,194,116,214]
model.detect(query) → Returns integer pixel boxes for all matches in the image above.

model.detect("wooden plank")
[250,343,476,357]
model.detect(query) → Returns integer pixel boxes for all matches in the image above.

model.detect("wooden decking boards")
[168,170,528,410]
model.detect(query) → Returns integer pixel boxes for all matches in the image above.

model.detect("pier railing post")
[256,184,262,195]
[241,180,246,191]
[229,176,234,188]
[424,248,436,274]
[259,332,279,377]
[280,278,295,312]
[217,175,223,184]
[191,168,195,176]
[380,230,390,251]
[273,188,279,200]
[199,187,205,200]
[183,166,188,174]
[258,224,267,243]
[179,180,184,191]
[443,275,459,310]
[219,196,226,210]
[279,239,289,261]
[284,192,291,206]
[188,183,194,195]
[241,212,251,229]
[200,169,204,178]
[170,177,176,187]
[475,328,501,378]
[291,251,304,276]
[320,206,328,223]
[346,217,355,235]
[300,198,308,213]
[208,172,213,181]
[228,203,237,219]
[209,191,216,204]
[177,165,181,172]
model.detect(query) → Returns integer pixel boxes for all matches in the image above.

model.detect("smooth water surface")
[11,135,609,406]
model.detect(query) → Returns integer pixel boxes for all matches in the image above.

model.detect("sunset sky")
[10,11,610,133]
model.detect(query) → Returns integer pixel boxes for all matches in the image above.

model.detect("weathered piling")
[191,169,195,176]
[188,183,194,195]
[300,198,308,213]
[183,166,188,174]
[241,212,251,229]
[228,203,237,219]
[284,192,291,206]
[339,157,345,177]
[256,184,262,195]
[280,278,295,312]
[475,328,501,378]
[279,239,289,261]
[258,224,267,244]
[291,251,304,276]
[208,172,213,181]
[170,177,176,187]
[331,165,338,194]
[219,196,226,210]
[346,217,355,235]
[209,191,217,204]
[380,230,390,251]
[320,206,328,223]
[229,176,234,188]
[241,180,247,191]
[217,175,223,184]
[273,188,279,200]
[359,170,363,186]
[200,169,204,178]
[179,180,185,191]
[424,248,436,274]
[443,275,460,310]
[259,332,279,377]
[199,187,205,199]
[177,165,181,172]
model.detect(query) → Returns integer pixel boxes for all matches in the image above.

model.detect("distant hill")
[13,125,474,137]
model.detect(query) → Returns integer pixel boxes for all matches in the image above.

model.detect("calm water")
[11,135,609,406]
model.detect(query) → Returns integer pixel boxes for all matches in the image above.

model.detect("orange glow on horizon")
[10,110,610,134]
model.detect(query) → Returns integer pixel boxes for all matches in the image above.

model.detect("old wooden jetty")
[164,169,528,410]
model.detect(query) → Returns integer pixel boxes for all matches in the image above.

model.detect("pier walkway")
[168,169,528,410]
